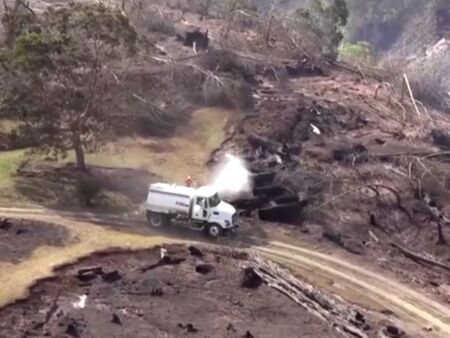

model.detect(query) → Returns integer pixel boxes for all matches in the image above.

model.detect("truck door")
[194,197,208,220]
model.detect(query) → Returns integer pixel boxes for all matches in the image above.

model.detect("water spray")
[211,153,251,199]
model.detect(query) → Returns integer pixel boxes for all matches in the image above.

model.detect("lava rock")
[151,287,164,297]
[102,270,121,283]
[16,229,28,235]
[227,323,236,333]
[241,267,263,289]
[111,313,122,325]
[188,246,204,258]
[178,323,199,333]
[195,264,215,275]
[0,218,11,230]
[383,324,405,338]
[243,331,255,338]
[65,323,79,337]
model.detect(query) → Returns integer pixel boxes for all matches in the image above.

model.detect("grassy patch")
[0,119,20,133]
[339,41,375,65]
[0,149,26,187]
[0,107,232,207]
[76,107,233,185]
[0,150,34,206]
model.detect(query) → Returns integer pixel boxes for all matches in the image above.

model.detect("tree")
[0,2,138,170]
[297,0,349,60]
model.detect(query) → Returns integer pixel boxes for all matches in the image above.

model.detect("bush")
[296,0,349,60]
[126,4,176,36]
[76,173,102,207]
[339,41,375,65]
[202,76,254,108]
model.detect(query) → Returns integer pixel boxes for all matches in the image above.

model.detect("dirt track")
[1,208,450,337]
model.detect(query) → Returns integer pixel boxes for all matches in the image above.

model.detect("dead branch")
[403,74,423,126]
[367,184,413,222]
[109,70,164,120]
[368,230,379,243]
[247,256,369,338]
[421,151,450,160]
[391,242,450,272]
[43,289,62,325]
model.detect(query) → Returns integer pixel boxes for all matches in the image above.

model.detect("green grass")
[0,107,234,207]
[0,149,27,188]
[339,41,375,65]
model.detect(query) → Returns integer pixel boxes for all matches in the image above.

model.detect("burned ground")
[0,219,73,263]
[0,245,346,338]
[210,65,450,305]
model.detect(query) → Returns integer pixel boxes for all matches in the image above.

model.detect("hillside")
[0,1,449,338]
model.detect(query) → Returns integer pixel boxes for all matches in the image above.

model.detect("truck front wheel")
[207,223,222,238]
[147,212,167,228]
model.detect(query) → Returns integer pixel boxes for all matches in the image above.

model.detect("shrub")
[339,41,375,65]
[296,0,349,60]
[407,50,450,113]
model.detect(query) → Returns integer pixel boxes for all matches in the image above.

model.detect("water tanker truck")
[145,183,238,238]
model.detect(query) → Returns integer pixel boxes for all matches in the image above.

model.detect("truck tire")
[147,212,167,228]
[206,223,222,238]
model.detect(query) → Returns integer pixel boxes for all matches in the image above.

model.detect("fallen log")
[141,256,186,273]
[390,242,450,272]
[273,195,299,205]
[77,266,103,276]
[251,171,277,187]
[231,196,269,211]
[253,185,288,198]
[247,256,370,338]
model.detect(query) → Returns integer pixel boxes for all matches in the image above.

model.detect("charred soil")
[0,219,73,263]
[0,245,345,338]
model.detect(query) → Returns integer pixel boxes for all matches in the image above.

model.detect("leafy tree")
[297,0,349,60]
[0,2,138,170]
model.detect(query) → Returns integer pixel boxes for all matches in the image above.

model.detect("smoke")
[211,153,251,199]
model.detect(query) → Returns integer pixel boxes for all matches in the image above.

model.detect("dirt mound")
[0,219,72,263]
[0,245,344,338]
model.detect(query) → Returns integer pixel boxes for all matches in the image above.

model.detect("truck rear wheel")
[147,212,167,228]
[207,223,222,238]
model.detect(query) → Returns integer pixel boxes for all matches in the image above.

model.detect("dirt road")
[1,207,450,337]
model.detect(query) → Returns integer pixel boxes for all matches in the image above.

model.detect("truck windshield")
[208,193,221,207]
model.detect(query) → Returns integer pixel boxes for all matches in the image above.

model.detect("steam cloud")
[211,153,251,198]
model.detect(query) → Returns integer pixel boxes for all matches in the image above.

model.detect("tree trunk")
[437,221,447,245]
[72,132,87,171]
